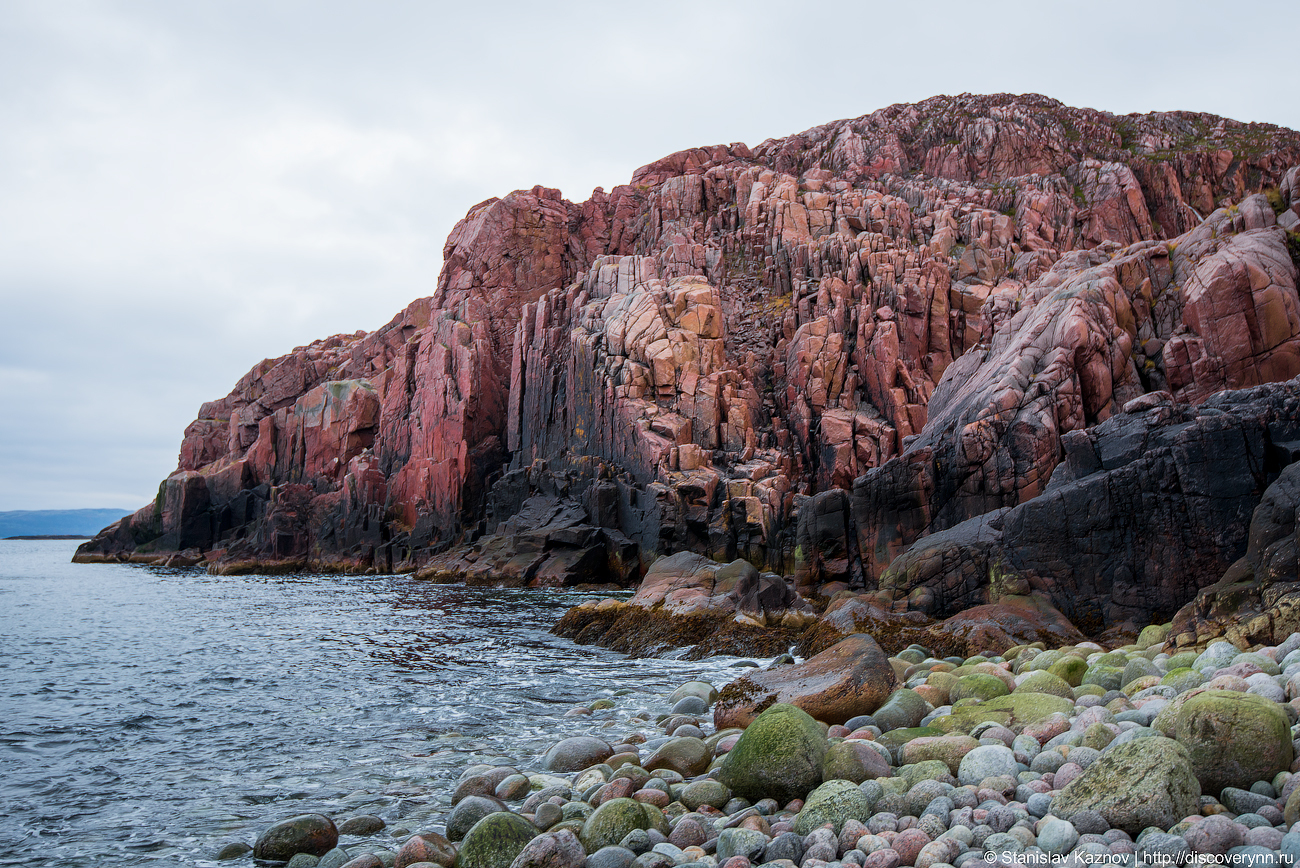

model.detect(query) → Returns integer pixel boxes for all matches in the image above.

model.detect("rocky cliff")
[76,93,1300,644]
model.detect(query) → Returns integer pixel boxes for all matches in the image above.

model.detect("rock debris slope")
[76,93,1300,643]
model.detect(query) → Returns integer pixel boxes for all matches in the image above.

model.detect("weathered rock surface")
[75,94,1300,645]
[712,633,897,727]
[1051,737,1201,835]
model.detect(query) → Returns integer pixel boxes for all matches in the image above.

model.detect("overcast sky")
[2,0,1297,512]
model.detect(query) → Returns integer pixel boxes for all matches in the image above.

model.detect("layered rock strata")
[76,94,1300,641]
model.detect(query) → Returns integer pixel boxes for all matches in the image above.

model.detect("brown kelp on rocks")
[235,630,1300,867]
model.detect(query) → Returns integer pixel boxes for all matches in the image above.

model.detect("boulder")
[1052,737,1200,834]
[579,799,656,853]
[1173,689,1294,794]
[542,737,613,773]
[793,779,874,834]
[717,703,828,804]
[508,830,586,868]
[642,737,710,777]
[821,740,891,783]
[397,832,457,868]
[456,812,539,868]
[714,634,896,728]
[253,814,339,862]
[933,693,1074,734]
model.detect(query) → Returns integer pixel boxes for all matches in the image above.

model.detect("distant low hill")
[1,509,133,539]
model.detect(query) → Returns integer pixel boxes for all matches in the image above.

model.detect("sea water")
[0,540,741,866]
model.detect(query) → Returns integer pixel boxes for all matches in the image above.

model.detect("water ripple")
[0,540,745,866]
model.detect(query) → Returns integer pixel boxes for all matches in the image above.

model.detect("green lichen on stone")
[718,703,828,804]
[455,812,537,868]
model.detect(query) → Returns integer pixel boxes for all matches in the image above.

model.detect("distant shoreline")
[4,535,91,540]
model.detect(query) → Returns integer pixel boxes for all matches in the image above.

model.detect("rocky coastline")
[224,627,1300,867]
[66,94,1300,865]
[71,93,1300,655]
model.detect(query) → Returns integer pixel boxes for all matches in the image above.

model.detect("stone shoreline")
[229,626,1300,868]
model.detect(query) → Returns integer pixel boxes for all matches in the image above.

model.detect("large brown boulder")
[713,633,897,728]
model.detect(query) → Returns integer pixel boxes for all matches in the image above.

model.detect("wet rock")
[339,816,387,836]
[338,855,383,868]
[580,799,658,853]
[713,634,896,729]
[396,832,456,868]
[455,813,538,868]
[254,814,340,862]
[643,737,710,777]
[448,797,510,843]
[216,841,252,860]
[543,737,614,773]
[508,829,586,868]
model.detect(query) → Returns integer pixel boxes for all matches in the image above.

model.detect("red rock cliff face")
[76,94,1300,633]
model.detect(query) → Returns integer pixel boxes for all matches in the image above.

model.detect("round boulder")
[542,736,613,773]
[253,814,339,862]
[642,737,709,777]
[1174,689,1293,795]
[455,812,538,868]
[794,779,873,834]
[507,829,586,868]
[957,744,1017,786]
[718,703,828,804]
[669,682,718,706]
[1013,670,1075,700]
[448,796,510,842]
[579,798,654,853]
[821,740,890,783]
[397,831,456,868]
[871,688,932,732]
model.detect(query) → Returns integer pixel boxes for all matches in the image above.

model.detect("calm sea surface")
[0,540,746,866]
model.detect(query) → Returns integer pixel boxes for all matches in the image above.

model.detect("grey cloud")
[2,0,1296,510]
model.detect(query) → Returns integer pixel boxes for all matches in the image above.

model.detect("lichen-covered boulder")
[898,735,979,775]
[950,673,1011,703]
[1047,656,1088,686]
[713,634,896,728]
[871,688,932,732]
[933,693,1073,734]
[1052,737,1200,835]
[793,779,873,834]
[1012,670,1075,700]
[456,812,538,868]
[718,703,828,804]
[579,798,655,853]
[1173,689,1294,794]
[253,814,339,862]
[821,740,890,783]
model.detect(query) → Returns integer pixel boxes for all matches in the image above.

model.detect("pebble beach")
[233,627,1300,868]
